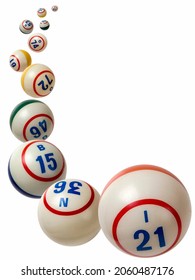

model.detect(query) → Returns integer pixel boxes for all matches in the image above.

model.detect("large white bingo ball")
[10,99,54,142]
[28,33,47,52]
[38,179,100,245]
[9,50,32,72]
[8,140,66,198]
[98,165,191,257]
[21,64,55,98]
[19,19,34,34]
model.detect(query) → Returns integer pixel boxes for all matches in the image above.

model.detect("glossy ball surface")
[38,179,100,245]
[37,8,47,18]
[98,165,191,257]
[40,20,50,31]
[28,33,47,52]
[10,100,54,142]
[19,19,33,34]
[8,140,66,198]
[51,5,58,12]
[21,64,55,98]
[9,50,32,72]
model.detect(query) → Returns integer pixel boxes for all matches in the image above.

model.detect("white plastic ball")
[38,179,100,245]
[9,50,32,72]
[21,64,55,98]
[19,19,33,34]
[28,33,47,52]
[8,140,67,198]
[10,100,54,142]
[98,164,191,257]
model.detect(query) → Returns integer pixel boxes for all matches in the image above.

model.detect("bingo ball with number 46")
[28,33,47,52]
[98,165,191,257]
[38,179,100,245]
[8,140,66,198]
[21,64,55,98]
[10,99,54,142]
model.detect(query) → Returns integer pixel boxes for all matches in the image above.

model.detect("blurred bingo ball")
[9,50,32,72]
[8,140,66,198]
[40,20,50,30]
[21,63,55,98]
[10,99,54,142]
[98,165,191,257]
[37,8,47,17]
[28,33,47,52]
[38,179,100,245]
[51,5,58,12]
[19,19,33,34]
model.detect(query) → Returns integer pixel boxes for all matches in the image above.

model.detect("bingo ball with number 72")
[21,64,55,98]
[8,140,66,198]
[98,165,191,257]
[38,179,100,245]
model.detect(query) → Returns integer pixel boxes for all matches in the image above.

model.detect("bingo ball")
[10,99,54,142]
[19,19,33,34]
[8,140,66,198]
[9,50,32,72]
[28,33,47,52]
[51,5,58,12]
[21,64,55,98]
[98,165,191,257]
[37,8,47,17]
[38,179,100,245]
[40,20,50,31]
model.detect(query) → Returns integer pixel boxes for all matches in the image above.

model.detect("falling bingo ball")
[19,19,33,34]
[98,164,191,257]
[10,99,54,142]
[28,33,47,52]
[21,64,55,98]
[38,179,100,245]
[40,20,50,31]
[8,140,66,198]
[37,8,47,18]
[9,49,32,72]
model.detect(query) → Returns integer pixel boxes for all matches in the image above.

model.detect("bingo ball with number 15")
[21,64,55,98]
[98,165,191,257]
[8,140,66,198]
[38,179,100,245]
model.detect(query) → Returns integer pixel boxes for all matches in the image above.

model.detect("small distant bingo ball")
[19,19,33,34]
[10,100,54,142]
[51,5,58,12]
[98,165,191,257]
[28,33,47,52]
[37,8,47,17]
[40,20,50,30]
[9,50,32,72]
[21,64,55,98]
[8,140,66,198]
[38,179,100,245]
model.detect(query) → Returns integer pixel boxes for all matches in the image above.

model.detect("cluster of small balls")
[8,6,192,257]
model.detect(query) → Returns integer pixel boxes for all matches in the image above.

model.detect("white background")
[1,0,194,278]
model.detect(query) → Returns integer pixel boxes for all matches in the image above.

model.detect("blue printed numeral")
[30,120,47,139]
[134,226,166,251]
[36,153,57,174]
[54,181,82,195]
[38,75,53,90]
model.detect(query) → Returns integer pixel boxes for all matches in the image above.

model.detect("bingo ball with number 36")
[8,140,66,198]
[98,165,191,257]
[38,179,100,245]
[21,64,55,98]
[10,99,54,142]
